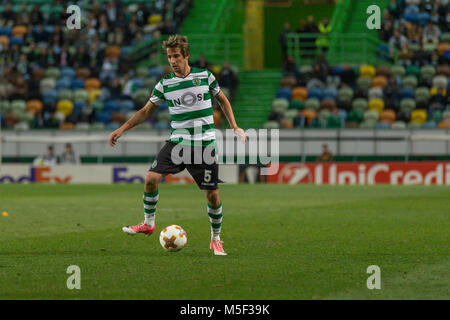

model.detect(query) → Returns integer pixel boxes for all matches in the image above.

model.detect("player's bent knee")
[205,190,220,206]
[145,172,163,191]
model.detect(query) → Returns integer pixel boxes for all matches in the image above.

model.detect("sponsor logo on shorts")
[151,160,157,169]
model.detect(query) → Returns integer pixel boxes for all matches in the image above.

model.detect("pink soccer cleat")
[210,240,227,256]
[122,222,155,236]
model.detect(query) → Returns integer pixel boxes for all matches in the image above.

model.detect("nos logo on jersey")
[174,92,203,107]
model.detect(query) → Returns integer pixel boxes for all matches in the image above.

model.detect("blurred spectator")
[380,19,394,42]
[193,55,212,70]
[317,144,333,162]
[412,42,433,66]
[60,143,80,165]
[398,42,414,66]
[422,20,441,46]
[282,55,300,83]
[316,17,331,53]
[406,23,422,45]
[218,61,239,102]
[340,63,356,87]
[33,145,58,166]
[2,3,15,26]
[303,16,319,58]
[279,21,292,61]
[312,53,330,83]
[389,29,409,52]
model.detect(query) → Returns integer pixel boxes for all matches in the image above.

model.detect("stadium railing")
[286,33,397,66]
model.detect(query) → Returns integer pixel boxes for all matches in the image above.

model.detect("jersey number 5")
[204,170,212,183]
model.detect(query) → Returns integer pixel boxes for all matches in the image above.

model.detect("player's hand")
[109,128,124,147]
[233,127,247,144]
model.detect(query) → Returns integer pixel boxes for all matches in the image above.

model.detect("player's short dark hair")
[162,34,189,58]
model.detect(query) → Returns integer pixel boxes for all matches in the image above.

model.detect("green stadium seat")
[137,122,152,130]
[391,65,405,78]
[441,32,450,43]
[432,110,442,124]
[359,119,377,128]
[356,76,372,90]
[304,98,319,111]
[402,75,418,89]
[144,78,157,90]
[73,89,89,103]
[263,121,280,129]
[338,87,354,101]
[391,121,406,129]
[45,67,61,80]
[157,111,171,124]
[407,121,422,129]
[368,87,383,100]
[400,98,416,113]
[75,122,90,130]
[91,122,106,130]
[352,98,368,112]
[347,110,363,123]
[136,66,149,79]
[283,109,298,120]
[289,100,304,110]
[405,65,420,78]
[272,98,289,112]
[11,100,26,112]
[363,110,379,122]
[134,89,150,106]
[432,75,447,89]
[14,121,30,131]
[40,78,56,93]
[58,89,73,101]
[420,65,436,82]
[415,86,430,102]
[0,100,12,113]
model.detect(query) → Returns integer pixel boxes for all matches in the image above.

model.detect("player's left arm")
[215,90,247,143]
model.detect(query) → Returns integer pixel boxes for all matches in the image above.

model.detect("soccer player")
[108,35,246,256]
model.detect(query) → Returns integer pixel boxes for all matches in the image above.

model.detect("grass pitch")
[0,184,448,299]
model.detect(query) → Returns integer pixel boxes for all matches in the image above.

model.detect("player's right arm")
[109,101,158,147]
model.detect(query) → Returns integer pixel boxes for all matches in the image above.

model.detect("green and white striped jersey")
[149,67,220,146]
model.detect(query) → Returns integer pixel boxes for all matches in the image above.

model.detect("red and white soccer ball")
[159,225,188,252]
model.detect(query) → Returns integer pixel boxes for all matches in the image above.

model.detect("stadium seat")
[61,67,75,79]
[56,100,74,116]
[391,121,406,129]
[71,79,85,90]
[432,76,448,89]
[91,122,106,130]
[276,88,292,101]
[368,99,385,113]
[402,75,418,89]
[263,121,280,129]
[359,65,376,78]
[307,87,323,100]
[91,101,104,112]
[291,87,308,101]
[442,110,450,122]
[420,65,436,82]
[105,46,121,58]
[352,98,368,112]
[375,121,391,129]
[149,66,164,79]
[356,76,372,91]
[371,76,387,88]
[272,98,289,112]
[415,86,430,102]
[407,121,422,129]
[85,78,101,90]
[88,89,102,102]
[0,35,9,48]
[304,98,320,111]
[359,119,377,128]
[144,78,157,90]
[58,89,73,101]
[60,122,75,130]
[430,87,447,96]
[137,122,152,130]
[410,109,427,125]
[338,87,354,101]
[136,66,149,79]
[306,79,325,90]
[368,87,383,100]
[73,89,89,103]
[119,99,134,112]
[75,122,91,130]
[364,110,379,122]
[347,110,363,124]
[289,100,304,110]
[40,78,56,93]
[42,90,58,104]
[12,25,27,38]
[376,65,391,77]
[302,109,317,125]
[379,109,396,124]
[322,87,338,100]
[45,67,61,80]
[0,100,12,113]
[436,65,450,77]
[437,121,450,128]
[400,88,415,99]
[422,121,437,129]
[56,77,72,90]
[11,100,26,112]
[391,65,406,78]
[320,98,336,111]
[26,100,43,115]
[400,98,416,113]
[405,65,420,78]
[283,109,298,121]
